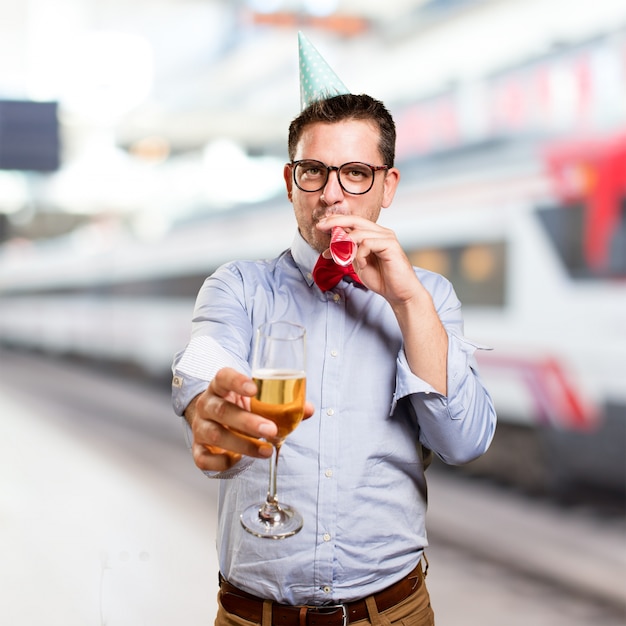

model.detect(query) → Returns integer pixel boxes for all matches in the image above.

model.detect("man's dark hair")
[287,94,396,167]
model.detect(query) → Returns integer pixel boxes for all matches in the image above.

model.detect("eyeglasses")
[291,159,389,195]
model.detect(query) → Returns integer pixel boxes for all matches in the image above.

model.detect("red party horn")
[330,226,356,266]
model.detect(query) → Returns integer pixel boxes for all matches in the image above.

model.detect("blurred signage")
[544,133,626,271]
[395,32,626,159]
[0,100,60,172]
[247,11,369,36]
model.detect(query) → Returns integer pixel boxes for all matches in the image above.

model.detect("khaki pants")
[214,574,435,626]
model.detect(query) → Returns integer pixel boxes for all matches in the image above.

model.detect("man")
[172,33,496,626]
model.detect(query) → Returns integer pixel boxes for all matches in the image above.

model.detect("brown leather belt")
[219,561,425,626]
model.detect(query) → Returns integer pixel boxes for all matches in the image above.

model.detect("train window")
[407,241,506,307]
[536,199,626,279]
[409,249,451,278]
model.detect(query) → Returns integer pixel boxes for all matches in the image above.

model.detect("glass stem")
[260,444,282,521]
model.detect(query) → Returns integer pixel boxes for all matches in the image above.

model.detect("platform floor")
[1,351,624,625]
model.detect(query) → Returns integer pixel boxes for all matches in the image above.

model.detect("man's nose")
[321,168,344,204]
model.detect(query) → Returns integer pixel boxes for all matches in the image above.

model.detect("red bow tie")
[312,255,363,292]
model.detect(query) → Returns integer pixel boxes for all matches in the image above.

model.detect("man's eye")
[344,167,368,179]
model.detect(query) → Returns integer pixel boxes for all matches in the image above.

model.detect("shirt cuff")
[172,370,208,416]
[392,332,491,416]
[171,335,247,415]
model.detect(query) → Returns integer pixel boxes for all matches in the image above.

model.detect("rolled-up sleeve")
[171,266,252,415]
[171,336,244,415]
[393,269,497,465]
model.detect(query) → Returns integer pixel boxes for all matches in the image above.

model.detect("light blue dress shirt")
[172,231,496,605]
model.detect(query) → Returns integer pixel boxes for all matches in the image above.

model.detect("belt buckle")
[316,603,348,626]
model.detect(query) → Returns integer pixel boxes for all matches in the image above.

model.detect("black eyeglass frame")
[290,160,390,195]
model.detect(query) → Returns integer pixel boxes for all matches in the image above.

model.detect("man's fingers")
[195,417,274,459]
[212,367,257,399]
[202,371,278,439]
[192,442,242,473]
[302,401,315,421]
[203,392,277,439]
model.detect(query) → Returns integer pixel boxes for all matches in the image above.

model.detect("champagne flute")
[240,321,307,539]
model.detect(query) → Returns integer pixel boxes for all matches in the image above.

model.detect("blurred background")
[0,0,625,624]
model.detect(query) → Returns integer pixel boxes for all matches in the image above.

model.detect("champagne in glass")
[240,321,306,539]
[251,373,306,444]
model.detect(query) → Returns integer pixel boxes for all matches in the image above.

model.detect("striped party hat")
[298,31,350,111]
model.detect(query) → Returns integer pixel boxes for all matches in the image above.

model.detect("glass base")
[240,501,303,539]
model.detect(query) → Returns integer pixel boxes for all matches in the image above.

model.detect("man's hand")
[185,367,314,472]
[317,215,449,395]
[317,214,421,305]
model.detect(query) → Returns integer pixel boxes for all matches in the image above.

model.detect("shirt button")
[323,533,331,542]
[323,586,332,594]
[330,349,338,357]
[325,469,333,478]
[333,294,341,303]
[326,408,335,416]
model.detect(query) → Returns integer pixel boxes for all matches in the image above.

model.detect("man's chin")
[300,229,329,254]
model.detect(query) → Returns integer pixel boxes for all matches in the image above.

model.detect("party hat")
[298,31,350,110]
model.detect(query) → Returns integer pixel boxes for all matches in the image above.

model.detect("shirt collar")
[291,230,319,288]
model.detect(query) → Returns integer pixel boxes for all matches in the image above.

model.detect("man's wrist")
[184,394,201,428]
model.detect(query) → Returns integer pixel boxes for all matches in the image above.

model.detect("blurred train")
[0,132,624,497]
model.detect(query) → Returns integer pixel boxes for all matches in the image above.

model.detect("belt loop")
[262,600,273,626]
[364,595,392,626]
[422,553,429,579]
[299,606,307,626]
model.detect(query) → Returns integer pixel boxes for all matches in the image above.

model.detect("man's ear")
[284,164,294,201]
[382,167,400,208]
